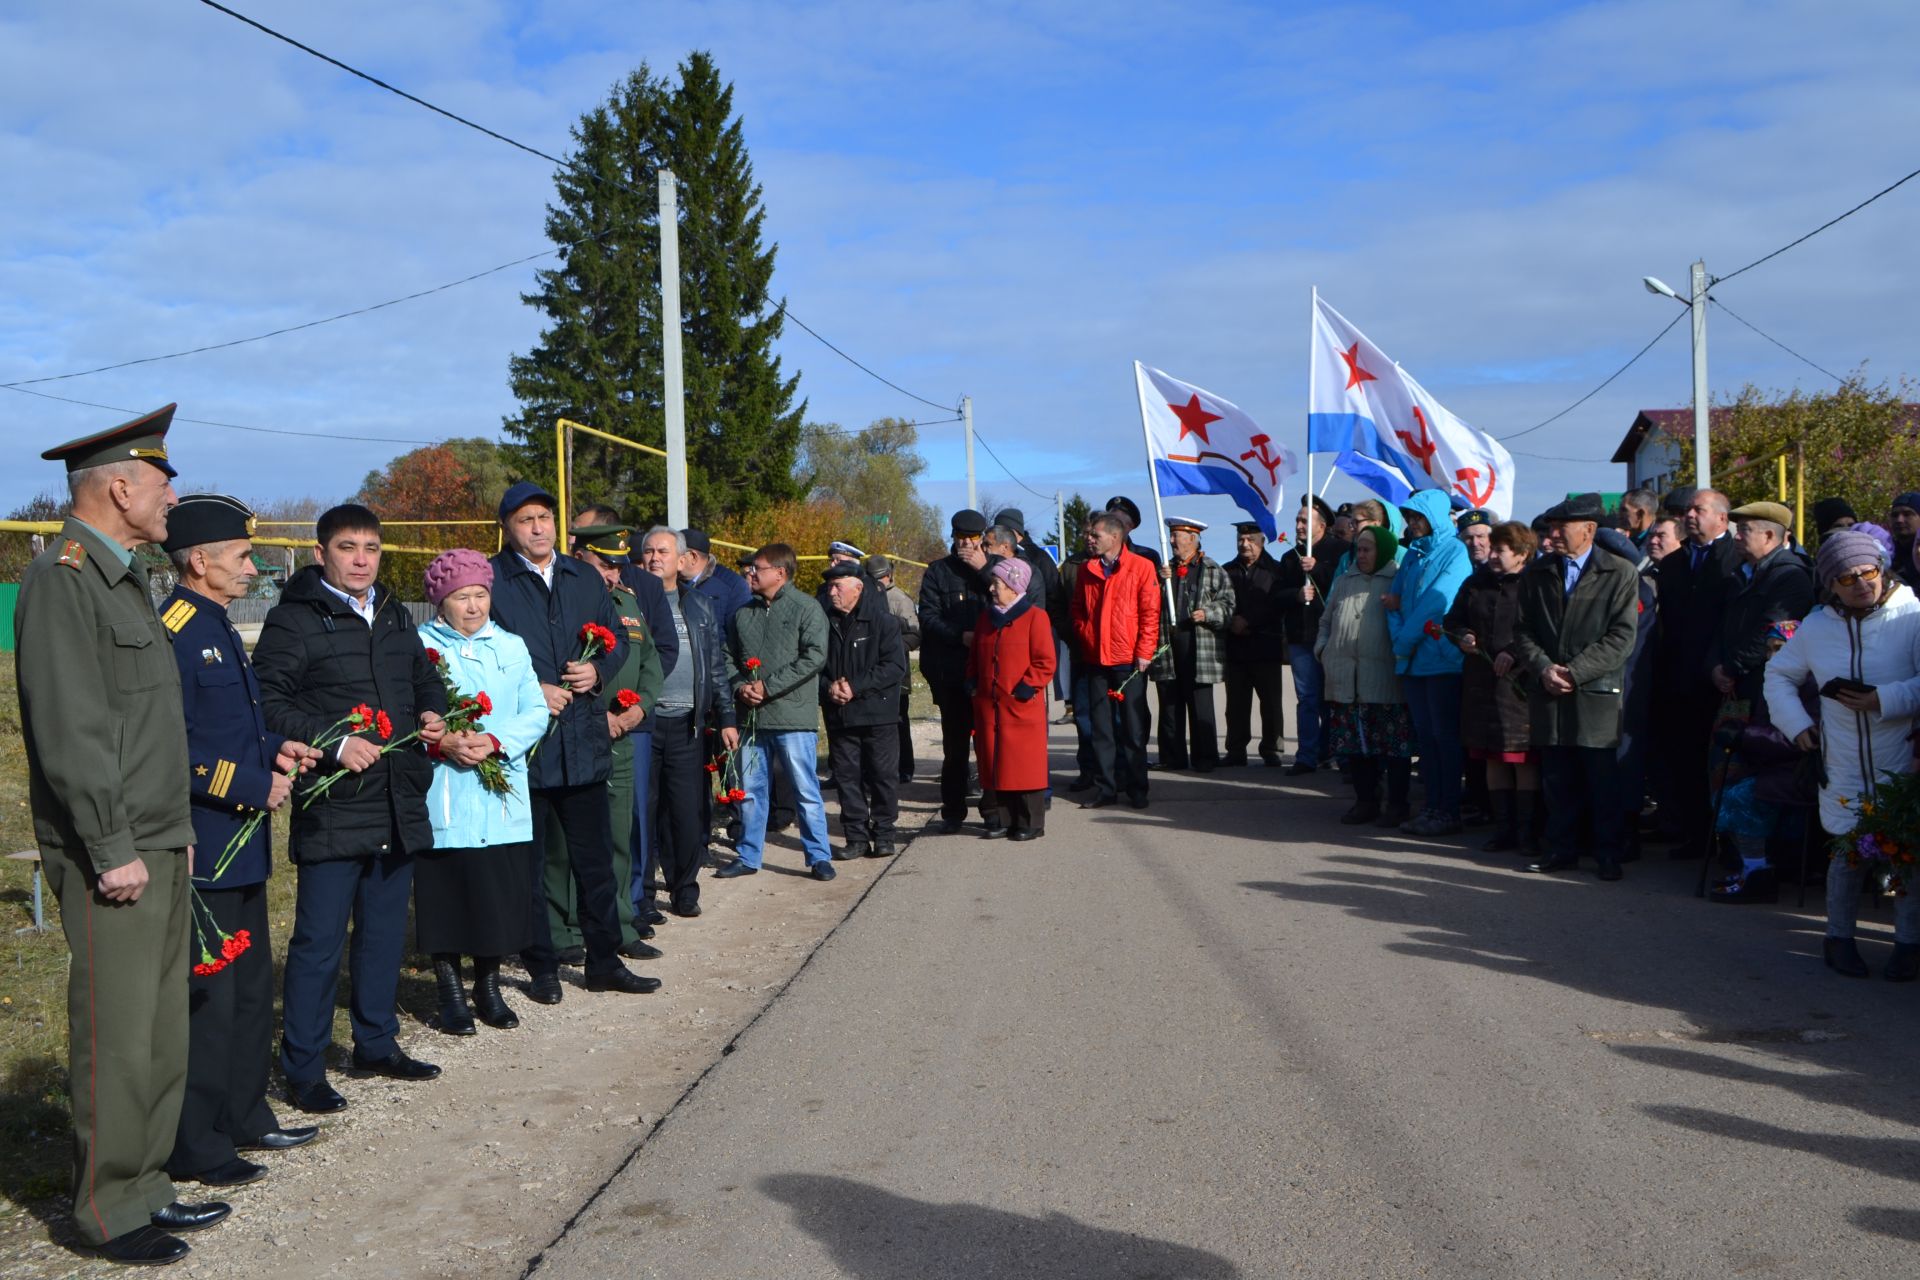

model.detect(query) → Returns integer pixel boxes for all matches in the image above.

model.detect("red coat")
[1071,544,1161,667]
[967,601,1057,792]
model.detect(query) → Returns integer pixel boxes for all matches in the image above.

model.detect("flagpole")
[1306,285,1318,527]
[1132,362,1178,628]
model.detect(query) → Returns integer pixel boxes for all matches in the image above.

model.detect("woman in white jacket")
[1764,528,1920,980]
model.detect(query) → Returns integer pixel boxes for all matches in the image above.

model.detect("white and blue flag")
[1135,361,1298,541]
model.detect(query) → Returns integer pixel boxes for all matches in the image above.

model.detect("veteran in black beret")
[14,407,241,1264]
[159,496,323,1191]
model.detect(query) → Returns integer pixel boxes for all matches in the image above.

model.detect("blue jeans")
[1288,644,1325,767]
[734,730,832,869]
[1402,673,1464,818]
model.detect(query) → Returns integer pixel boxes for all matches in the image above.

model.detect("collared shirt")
[1563,545,1594,598]
[318,576,376,627]
[1687,530,1727,572]
[71,516,135,570]
[516,551,556,590]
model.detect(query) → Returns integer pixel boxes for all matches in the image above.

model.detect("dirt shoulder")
[0,720,943,1280]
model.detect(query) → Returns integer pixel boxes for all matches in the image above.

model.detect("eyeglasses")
[1833,566,1882,588]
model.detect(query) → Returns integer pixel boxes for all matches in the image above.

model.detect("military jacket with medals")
[160,584,288,888]
[600,583,664,759]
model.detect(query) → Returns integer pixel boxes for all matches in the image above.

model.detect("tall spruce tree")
[504,54,804,522]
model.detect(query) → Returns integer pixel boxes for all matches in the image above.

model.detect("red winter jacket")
[1071,545,1162,667]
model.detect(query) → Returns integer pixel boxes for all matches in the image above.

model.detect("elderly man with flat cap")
[1150,516,1234,772]
[158,496,322,1193]
[1711,501,1814,705]
[15,407,237,1264]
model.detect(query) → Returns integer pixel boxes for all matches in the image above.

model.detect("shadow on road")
[759,1173,1241,1279]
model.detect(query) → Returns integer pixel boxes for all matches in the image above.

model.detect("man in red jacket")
[1071,512,1163,809]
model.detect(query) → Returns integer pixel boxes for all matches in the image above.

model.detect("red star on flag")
[1168,394,1223,444]
[1340,342,1378,390]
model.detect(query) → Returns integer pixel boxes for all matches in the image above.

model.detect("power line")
[0,382,444,445]
[196,0,961,418]
[1714,163,1920,286]
[972,428,1053,502]
[1496,308,1688,442]
[1708,297,1846,385]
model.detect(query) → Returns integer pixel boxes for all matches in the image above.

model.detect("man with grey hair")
[1620,488,1659,553]
[1651,487,1741,854]
[1711,501,1814,704]
[983,524,1044,610]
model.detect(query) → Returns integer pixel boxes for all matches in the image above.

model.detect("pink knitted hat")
[424,547,494,606]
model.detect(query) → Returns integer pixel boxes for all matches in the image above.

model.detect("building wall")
[1630,434,1683,495]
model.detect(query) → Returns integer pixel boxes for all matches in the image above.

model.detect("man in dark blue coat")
[489,482,658,1002]
[680,528,752,625]
[160,496,320,1186]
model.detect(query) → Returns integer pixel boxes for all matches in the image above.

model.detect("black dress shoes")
[184,1158,266,1188]
[286,1078,348,1115]
[981,826,1008,840]
[1524,854,1580,874]
[835,840,870,861]
[151,1201,231,1232]
[1127,795,1149,810]
[638,906,669,927]
[555,945,587,966]
[99,1225,190,1266]
[869,840,896,858]
[1222,755,1248,768]
[526,971,565,1005]
[1080,793,1118,810]
[811,862,838,881]
[671,900,703,917]
[1825,936,1870,978]
[238,1126,318,1152]
[714,861,759,878]
[585,967,662,994]
[350,1049,442,1082]
[1066,777,1096,793]
[620,939,664,960]
[1594,859,1624,882]
[1261,753,1283,768]
[1340,801,1380,825]
[1285,760,1318,776]
[1886,943,1920,983]
[1008,829,1042,842]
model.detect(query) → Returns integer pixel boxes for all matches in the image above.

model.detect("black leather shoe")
[1594,859,1624,882]
[98,1225,190,1265]
[151,1201,231,1232]
[182,1158,266,1188]
[930,819,965,834]
[1261,753,1283,768]
[1825,936,1870,978]
[811,862,837,881]
[238,1126,318,1152]
[1374,802,1410,828]
[981,826,1007,840]
[526,971,565,1005]
[472,967,520,1029]
[869,840,896,858]
[1081,793,1118,810]
[1524,854,1580,874]
[671,901,702,918]
[350,1050,441,1082]
[555,945,587,966]
[620,939,664,960]
[1066,777,1096,793]
[639,907,668,926]
[585,967,662,994]
[1285,760,1318,776]
[1008,829,1042,842]
[1222,755,1248,768]
[835,840,870,861]
[1886,943,1920,983]
[1339,801,1380,826]
[714,861,759,878]
[1127,795,1149,810]
[286,1078,347,1115]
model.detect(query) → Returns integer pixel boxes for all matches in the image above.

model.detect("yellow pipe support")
[253,519,498,528]
[1795,443,1807,545]
[555,420,570,559]
[558,417,670,458]
[1777,454,1788,503]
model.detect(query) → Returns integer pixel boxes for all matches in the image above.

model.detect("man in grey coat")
[1513,494,1641,881]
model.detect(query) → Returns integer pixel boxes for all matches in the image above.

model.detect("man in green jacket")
[1513,493,1641,882]
[15,407,249,1265]
[716,543,834,880]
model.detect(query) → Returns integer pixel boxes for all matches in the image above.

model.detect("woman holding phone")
[1764,528,1920,980]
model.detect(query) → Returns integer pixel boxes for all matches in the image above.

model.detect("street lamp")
[1644,262,1713,489]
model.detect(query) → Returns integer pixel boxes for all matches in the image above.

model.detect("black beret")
[681,528,712,554]
[822,560,864,582]
[161,493,255,552]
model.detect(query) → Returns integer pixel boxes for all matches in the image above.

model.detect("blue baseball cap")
[498,480,558,522]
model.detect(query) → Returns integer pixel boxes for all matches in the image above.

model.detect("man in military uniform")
[554,524,663,960]
[15,406,234,1265]
[159,496,322,1190]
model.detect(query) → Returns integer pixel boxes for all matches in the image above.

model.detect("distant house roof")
[1610,409,1733,465]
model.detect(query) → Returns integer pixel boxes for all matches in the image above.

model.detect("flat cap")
[161,493,255,552]
[864,554,895,578]
[43,403,179,478]
[822,560,864,582]
[681,528,712,555]
[992,508,1026,534]
[498,479,558,521]
[950,509,988,536]
[1542,493,1607,522]
[828,540,866,559]
[1729,500,1793,529]
[572,523,632,562]
[1663,485,1697,515]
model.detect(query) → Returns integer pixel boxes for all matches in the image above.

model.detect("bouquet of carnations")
[424,647,513,798]
[709,657,763,805]
[301,703,418,808]
[1832,772,1920,896]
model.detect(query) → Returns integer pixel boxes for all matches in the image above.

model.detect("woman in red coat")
[968,556,1057,841]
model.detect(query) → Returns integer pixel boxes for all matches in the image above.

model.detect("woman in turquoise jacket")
[1385,488,1472,836]
[415,550,550,1036]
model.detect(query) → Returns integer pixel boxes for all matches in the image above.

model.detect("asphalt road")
[531,715,1920,1279]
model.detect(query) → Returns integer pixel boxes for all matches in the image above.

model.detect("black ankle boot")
[471,957,519,1029]
[1481,792,1519,852]
[433,955,476,1035]
[1824,937,1869,979]
[1523,790,1546,854]
[1886,943,1920,983]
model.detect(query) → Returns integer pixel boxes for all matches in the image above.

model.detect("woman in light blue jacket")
[414,550,549,1036]
[1385,488,1473,837]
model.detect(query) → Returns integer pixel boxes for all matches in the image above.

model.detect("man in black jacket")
[918,509,992,832]
[1650,488,1742,853]
[1712,501,1815,704]
[636,526,739,918]
[1224,521,1289,768]
[820,562,908,858]
[1285,499,1348,774]
[254,505,449,1115]
[489,481,658,1002]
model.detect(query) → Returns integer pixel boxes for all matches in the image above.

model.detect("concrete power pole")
[962,395,977,512]
[1689,259,1711,490]
[1055,489,1065,562]
[660,169,689,530]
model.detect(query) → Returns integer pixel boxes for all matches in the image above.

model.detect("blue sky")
[3,0,1916,560]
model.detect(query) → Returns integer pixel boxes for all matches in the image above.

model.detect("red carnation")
[1175,565,1189,578]
[716,791,733,806]
[424,647,441,665]
[1423,620,1443,640]
[476,691,493,715]
[193,959,226,977]
[745,656,762,672]
[1107,689,1125,702]
[615,689,641,711]
[375,710,394,741]
[704,761,720,774]
[221,929,252,963]
[728,788,746,802]
[350,702,375,728]
[578,622,618,657]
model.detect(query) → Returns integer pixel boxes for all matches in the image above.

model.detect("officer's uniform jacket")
[160,584,287,887]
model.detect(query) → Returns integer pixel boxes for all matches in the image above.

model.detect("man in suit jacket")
[1651,488,1742,854]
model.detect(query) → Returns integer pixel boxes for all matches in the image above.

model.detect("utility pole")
[659,169,689,530]
[962,395,976,512]
[1055,489,1065,563]
[1690,259,1711,490]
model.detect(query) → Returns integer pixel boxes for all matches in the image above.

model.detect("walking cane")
[1695,697,1743,899]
